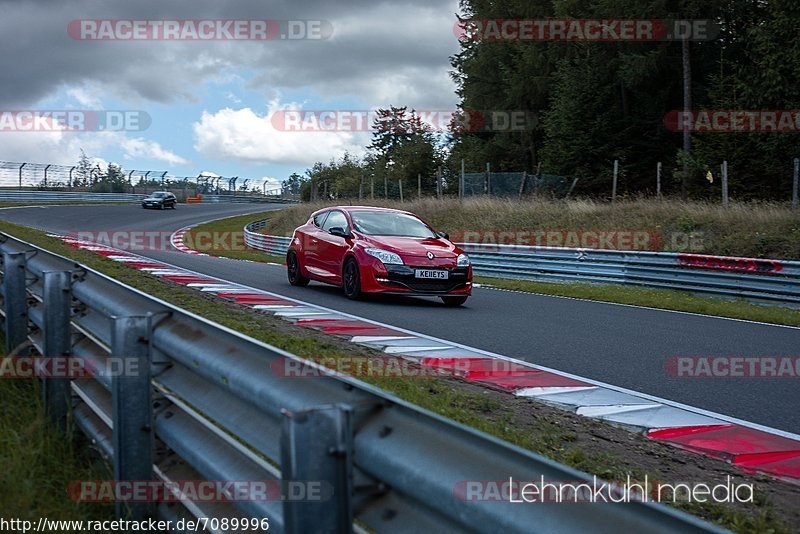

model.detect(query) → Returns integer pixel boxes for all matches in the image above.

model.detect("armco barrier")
[0,191,146,203]
[244,219,294,256]
[242,220,800,306]
[0,231,719,533]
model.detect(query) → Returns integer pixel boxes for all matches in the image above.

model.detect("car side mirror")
[329,227,351,239]
[437,231,450,240]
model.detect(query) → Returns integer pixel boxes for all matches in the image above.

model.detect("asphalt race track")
[2,203,798,433]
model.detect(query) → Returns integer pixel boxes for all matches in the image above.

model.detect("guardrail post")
[2,252,28,353]
[281,404,353,534]
[111,315,154,520]
[42,270,72,431]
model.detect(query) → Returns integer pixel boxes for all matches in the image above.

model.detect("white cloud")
[225,91,242,104]
[0,130,120,166]
[120,138,190,166]
[66,87,103,109]
[192,102,368,166]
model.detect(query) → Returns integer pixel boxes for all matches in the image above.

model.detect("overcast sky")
[0,0,462,188]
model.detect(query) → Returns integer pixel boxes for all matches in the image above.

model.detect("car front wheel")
[342,257,362,300]
[287,251,310,286]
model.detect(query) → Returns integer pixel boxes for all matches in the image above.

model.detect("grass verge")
[0,334,114,520]
[185,212,285,264]
[0,220,796,532]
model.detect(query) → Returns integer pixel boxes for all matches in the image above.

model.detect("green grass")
[0,220,793,533]
[478,276,800,327]
[0,335,114,520]
[185,212,285,263]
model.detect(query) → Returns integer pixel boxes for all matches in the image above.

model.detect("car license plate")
[415,269,448,280]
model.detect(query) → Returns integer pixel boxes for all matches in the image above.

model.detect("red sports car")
[286,206,472,306]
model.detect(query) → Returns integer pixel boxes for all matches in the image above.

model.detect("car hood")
[358,235,460,258]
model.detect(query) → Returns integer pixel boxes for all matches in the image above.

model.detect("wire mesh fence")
[0,159,297,201]
[461,172,571,198]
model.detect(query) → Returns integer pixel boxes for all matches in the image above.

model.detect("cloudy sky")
[0,0,462,188]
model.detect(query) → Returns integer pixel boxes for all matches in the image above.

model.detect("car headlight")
[365,248,404,265]
[457,253,470,267]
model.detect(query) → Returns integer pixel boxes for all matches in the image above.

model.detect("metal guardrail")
[202,195,298,204]
[0,232,719,533]
[0,191,147,203]
[242,220,800,306]
[244,220,293,256]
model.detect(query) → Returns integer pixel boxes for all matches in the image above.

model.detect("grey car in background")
[142,191,177,210]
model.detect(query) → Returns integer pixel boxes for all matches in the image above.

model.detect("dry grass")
[266,198,800,259]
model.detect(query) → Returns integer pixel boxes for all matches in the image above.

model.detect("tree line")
[289,0,800,201]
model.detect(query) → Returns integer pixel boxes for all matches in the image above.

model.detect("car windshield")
[350,211,437,238]
[152,192,168,198]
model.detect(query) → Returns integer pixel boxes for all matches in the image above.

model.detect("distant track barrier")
[243,219,800,307]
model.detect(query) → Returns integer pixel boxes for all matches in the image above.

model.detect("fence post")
[2,252,28,353]
[370,176,374,200]
[518,171,526,200]
[793,158,799,211]
[721,161,729,208]
[437,166,443,200]
[359,175,364,200]
[42,270,72,431]
[459,159,464,200]
[281,404,353,534]
[111,315,154,520]
[399,179,404,202]
[612,160,619,203]
[656,162,662,198]
[534,161,541,197]
[565,178,579,200]
[18,163,26,189]
[418,173,422,199]
[485,162,491,195]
